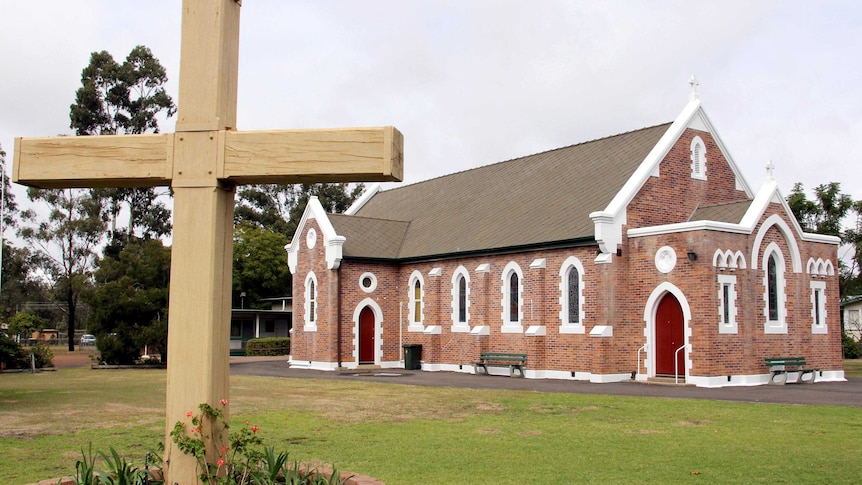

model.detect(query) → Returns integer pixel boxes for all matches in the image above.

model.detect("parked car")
[80,334,96,346]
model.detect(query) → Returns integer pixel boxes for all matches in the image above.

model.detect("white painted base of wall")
[287,358,338,371]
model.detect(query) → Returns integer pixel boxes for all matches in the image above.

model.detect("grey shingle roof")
[343,123,673,260]
[689,201,752,224]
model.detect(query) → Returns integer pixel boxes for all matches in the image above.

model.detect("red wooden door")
[358,307,375,363]
[655,294,684,377]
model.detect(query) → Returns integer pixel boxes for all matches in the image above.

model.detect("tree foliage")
[232,224,291,309]
[87,238,171,365]
[235,183,364,239]
[70,45,175,241]
[20,188,106,350]
[7,311,46,340]
[787,182,853,237]
[787,182,860,298]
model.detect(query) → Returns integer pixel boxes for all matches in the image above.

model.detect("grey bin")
[403,344,422,370]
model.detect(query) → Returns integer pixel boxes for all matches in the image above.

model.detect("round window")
[359,272,377,293]
[306,228,317,249]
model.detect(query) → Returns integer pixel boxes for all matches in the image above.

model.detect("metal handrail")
[674,344,687,384]
[636,343,648,377]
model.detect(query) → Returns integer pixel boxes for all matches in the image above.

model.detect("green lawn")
[1,367,860,484]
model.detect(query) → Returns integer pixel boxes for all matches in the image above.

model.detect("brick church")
[286,87,845,387]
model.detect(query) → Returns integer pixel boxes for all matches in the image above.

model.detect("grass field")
[1,361,861,484]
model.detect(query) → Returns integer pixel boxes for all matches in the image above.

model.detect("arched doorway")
[655,293,684,377]
[358,306,375,364]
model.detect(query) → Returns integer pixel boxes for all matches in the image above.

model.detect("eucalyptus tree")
[69,45,175,241]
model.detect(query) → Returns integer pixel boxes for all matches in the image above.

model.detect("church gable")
[626,127,751,229]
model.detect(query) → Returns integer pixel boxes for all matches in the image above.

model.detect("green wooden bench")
[764,357,818,385]
[474,352,527,377]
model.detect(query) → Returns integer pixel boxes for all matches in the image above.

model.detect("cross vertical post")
[163,1,240,482]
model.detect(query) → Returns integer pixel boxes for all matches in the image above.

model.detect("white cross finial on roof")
[689,74,699,101]
[766,160,775,180]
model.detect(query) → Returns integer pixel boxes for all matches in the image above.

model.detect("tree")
[787,182,853,237]
[87,238,170,364]
[235,182,364,239]
[0,244,48,322]
[7,311,46,341]
[787,182,857,297]
[20,188,106,351]
[232,224,291,309]
[70,45,175,241]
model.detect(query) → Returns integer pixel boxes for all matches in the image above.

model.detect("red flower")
[245,421,250,425]
[186,412,193,418]
[251,425,259,433]
[191,426,201,434]
[219,398,229,406]
[221,446,229,453]
[217,458,225,467]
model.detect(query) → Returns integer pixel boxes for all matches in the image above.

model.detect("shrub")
[843,331,861,359]
[0,333,26,369]
[245,337,290,357]
[28,342,54,368]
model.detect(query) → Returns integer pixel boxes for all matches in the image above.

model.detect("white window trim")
[450,266,471,333]
[304,272,318,332]
[501,262,524,333]
[717,274,738,334]
[810,280,828,334]
[559,256,586,334]
[762,243,787,334]
[359,272,377,293]
[407,270,425,332]
[690,135,707,180]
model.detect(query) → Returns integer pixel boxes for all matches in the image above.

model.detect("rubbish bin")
[403,344,422,370]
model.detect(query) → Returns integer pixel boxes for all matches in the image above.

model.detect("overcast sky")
[2,1,860,239]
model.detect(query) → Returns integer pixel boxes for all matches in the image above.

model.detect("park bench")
[474,352,527,377]
[764,357,818,385]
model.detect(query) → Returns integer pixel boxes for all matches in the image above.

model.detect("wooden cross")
[12,1,402,483]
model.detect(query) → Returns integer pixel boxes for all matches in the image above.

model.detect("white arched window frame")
[501,262,524,333]
[304,272,318,332]
[762,243,787,334]
[559,256,586,334]
[407,270,425,332]
[690,135,707,180]
[450,266,471,332]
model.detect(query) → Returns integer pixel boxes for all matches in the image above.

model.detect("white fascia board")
[602,99,702,218]
[740,180,838,244]
[285,196,344,272]
[628,220,750,238]
[345,183,381,215]
[693,108,754,197]
[594,100,757,255]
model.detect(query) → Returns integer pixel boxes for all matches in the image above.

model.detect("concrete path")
[230,357,862,407]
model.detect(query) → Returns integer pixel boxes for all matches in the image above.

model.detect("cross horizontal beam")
[13,126,403,189]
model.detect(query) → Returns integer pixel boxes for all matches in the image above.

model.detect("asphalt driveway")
[230,357,862,407]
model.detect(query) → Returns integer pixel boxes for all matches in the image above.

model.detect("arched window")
[458,276,467,322]
[407,270,424,331]
[690,136,706,179]
[509,273,518,322]
[559,257,586,333]
[567,268,580,323]
[761,244,787,334]
[767,254,778,321]
[501,262,523,332]
[413,280,421,322]
[304,272,318,331]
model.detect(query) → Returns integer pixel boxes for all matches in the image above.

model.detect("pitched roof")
[341,123,672,260]
[329,214,409,259]
[690,201,752,224]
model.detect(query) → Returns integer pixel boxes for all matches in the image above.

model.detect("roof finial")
[689,74,699,101]
[766,160,775,181]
